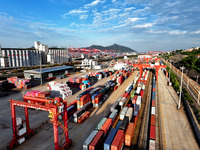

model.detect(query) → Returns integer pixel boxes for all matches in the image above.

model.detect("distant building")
[0,41,69,68]
[81,59,98,69]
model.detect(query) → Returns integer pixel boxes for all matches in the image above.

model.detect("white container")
[151,107,155,115]
[18,137,25,144]
[16,117,22,126]
[18,127,26,136]
[125,107,133,121]
[119,97,126,108]
[120,107,128,120]
[136,87,142,94]
[149,139,155,150]
[136,96,142,109]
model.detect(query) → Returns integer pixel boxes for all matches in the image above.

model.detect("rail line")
[163,59,200,108]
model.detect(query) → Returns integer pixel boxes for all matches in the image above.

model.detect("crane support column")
[11,101,17,146]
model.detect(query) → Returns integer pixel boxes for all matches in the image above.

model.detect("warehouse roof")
[24,66,73,74]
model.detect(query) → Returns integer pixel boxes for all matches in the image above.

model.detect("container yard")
[0,58,199,150]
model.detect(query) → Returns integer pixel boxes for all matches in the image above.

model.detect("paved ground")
[0,69,137,150]
[158,70,199,150]
[0,69,110,150]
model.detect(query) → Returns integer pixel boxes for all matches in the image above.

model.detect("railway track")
[163,59,200,109]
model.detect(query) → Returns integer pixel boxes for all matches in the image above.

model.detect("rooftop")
[24,66,73,74]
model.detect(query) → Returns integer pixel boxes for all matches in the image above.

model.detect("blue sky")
[0,0,200,52]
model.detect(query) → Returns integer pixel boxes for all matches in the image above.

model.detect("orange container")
[101,118,112,136]
[125,123,135,146]
[111,130,124,150]
[151,115,156,126]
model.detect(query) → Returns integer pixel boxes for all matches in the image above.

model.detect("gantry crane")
[133,63,166,80]
[8,96,72,150]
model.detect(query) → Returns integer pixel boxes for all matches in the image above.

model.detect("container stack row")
[149,75,156,150]
[47,81,72,99]
[82,69,149,150]
[7,77,31,89]
[72,69,133,124]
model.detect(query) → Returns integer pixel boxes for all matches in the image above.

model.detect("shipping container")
[104,128,118,150]
[73,106,86,123]
[120,107,128,121]
[111,130,124,150]
[132,95,137,104]
[109,109,118,122]
[150,125,156,140]
[152,100,156,107]
[149,139,155,150]
[115,121,122,130]
[101,118,113,137]
[119,116,129,131]
[89,130,104,150]
[110,101,119,112]
[136,96,142,109]
[125,107,133,122]
[125,123,134,146]
[151,115,156,126]
[83,130,98,150]
[151,107,155,115]
[96,118,107,130]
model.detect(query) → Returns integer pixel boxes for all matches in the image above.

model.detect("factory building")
[24,66,73,80]
[47,48,68,64]
[0,41,69,68]
[0,48,40,67]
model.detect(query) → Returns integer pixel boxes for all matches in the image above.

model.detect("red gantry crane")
[133,63,166,80]
[8,96,72,150]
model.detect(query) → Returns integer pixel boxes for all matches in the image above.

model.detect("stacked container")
[7,77,31,89]
[47,81,72,100]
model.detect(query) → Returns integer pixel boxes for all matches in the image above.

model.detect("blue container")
[67,105,76,114]
[115,121,122,130]
[129,85,133,90]
[92,92,100,100]
[104,128,118,150]
[126,88,132,94]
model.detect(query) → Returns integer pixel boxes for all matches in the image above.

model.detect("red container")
[89,130,104,150]
[123,93,129,99]
[94,93,103,104]
[152,100,156,107]
[153,88,155,92]
[140,90,144,97]
[114,85,118,91]
[78,111,90,123]
[111,130,125,150]
[151,115,156,126]
[101,118,112,136]
[150,125,156,140]
[132,95,138,104]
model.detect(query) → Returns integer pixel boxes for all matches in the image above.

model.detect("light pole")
[178,66,185,109]
[169,60,172,83]
[196,75,199,83]
[40,51,42,86]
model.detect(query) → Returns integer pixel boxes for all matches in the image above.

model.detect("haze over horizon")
[0,0,200,52]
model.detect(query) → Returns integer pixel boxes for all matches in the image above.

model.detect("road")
[158,70,199,150]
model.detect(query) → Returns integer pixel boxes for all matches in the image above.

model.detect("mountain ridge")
[87,43,137,53]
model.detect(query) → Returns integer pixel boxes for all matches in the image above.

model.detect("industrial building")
[24,66,73,80]
[0,42,69,68]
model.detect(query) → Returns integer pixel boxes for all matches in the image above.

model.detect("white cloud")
[84,0,105,9]
[112,0,116,2]
[124,7,135,11]
[70,22,79,28]
[80,15,88,20]
[169,30,187,35]
[193,30,200,34]
[62,9,88,18]
[127,17,143,23]
[133,23,154,28]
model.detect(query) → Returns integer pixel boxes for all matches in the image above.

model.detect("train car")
[125,107,133,122]
[120,107,128,121]
[101,118,113,137]
[83,130,98,150]
[95,118,107,130]
[73,106,86,123]
[119,116,129,131]
[89,130,104,150]
[109,109,118,122]
[111,130,125,150]
[125,123,134,146]
[104,128,118,150]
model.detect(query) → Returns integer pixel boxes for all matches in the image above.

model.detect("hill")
[88,43,137,53]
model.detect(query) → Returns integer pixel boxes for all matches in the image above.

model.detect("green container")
[95,118,107,130]
[131,90,136,98]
